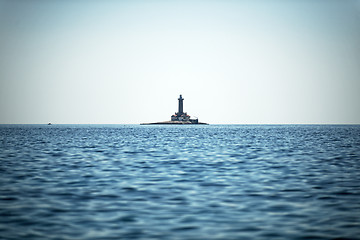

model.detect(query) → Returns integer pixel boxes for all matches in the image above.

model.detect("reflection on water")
[1,124,360,239]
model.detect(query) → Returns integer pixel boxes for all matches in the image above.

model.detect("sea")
[0,124,360,240]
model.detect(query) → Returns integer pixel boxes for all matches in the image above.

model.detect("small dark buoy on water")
[141,95,208,125]
[48,122,52,125]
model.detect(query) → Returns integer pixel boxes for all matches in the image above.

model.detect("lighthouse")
[171,94,191,121]
[140,94,207,124]
[178,95,184,115]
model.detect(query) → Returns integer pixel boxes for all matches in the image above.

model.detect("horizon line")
[1,123,360,125]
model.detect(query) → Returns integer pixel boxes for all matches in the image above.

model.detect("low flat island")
[141,95,208,125]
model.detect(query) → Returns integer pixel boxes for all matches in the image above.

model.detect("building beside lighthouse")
[141,94,207,125]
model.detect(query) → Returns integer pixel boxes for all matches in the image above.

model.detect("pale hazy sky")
[1,0,360,124]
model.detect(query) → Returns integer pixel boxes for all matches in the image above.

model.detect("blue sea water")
[0,124,360,240]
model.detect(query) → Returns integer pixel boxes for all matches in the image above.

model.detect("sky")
[0,0,359,124]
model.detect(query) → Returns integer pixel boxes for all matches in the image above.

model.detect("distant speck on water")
[1,124,360,239]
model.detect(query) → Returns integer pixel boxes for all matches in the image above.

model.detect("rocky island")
[141,95,208,125]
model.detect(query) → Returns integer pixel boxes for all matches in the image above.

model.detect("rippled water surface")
[1,124,360,239]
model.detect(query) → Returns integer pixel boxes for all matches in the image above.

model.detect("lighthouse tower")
[171,95,190,121]
[178,95,184,115]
